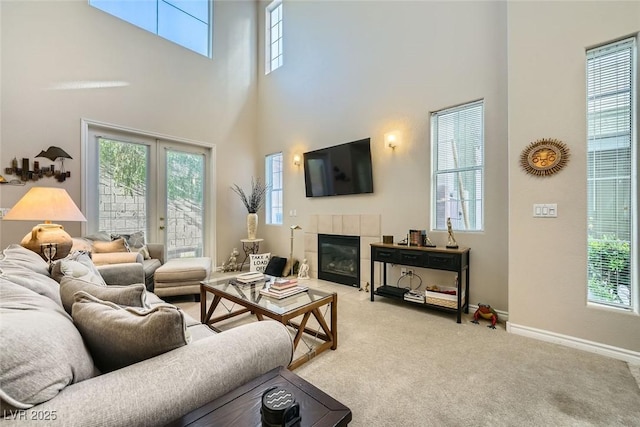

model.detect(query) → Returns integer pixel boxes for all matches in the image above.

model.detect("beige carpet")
[174,279,640,426]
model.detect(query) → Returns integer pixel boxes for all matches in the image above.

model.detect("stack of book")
[403,289,425,303]
[230,271,265,286]
[259,279,308,299]
[271,278,297,289]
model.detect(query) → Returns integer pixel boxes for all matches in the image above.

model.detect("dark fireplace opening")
[318,234,360,288]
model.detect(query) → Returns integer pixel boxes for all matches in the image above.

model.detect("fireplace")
[318,234,360,288]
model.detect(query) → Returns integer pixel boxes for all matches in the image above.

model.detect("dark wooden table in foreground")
[166,366,352,427]
[200,278,338,370]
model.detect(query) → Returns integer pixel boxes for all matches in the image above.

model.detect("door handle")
[159,226,165,230]
[159,217,165,221]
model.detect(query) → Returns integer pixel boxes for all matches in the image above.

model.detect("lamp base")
[20,223,72,261]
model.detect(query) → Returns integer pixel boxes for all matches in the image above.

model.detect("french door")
[83,122,213,260]
[158,143,207,258]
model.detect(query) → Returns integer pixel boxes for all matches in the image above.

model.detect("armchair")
[70,237,164,290]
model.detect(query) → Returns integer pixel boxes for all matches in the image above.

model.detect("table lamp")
[2,187,87,260]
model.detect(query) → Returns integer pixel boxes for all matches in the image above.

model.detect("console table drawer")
[427,253,459,270]
[398,251,425,267]
[372,247,400,263]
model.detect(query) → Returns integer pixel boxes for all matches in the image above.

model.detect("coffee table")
[166,366,352,426]
[200,278,338,369]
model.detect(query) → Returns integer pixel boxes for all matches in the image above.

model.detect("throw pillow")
[84,231,112,242]
[92,238,129,253]
[125,231,145,248]
[70,237,93,253]
[0,244,50,276]
[59,277,146,314]
[72,291,191,373]
[50,251,106,286]
[136,245,151,260]
[0,278,97,409]
[0,270,62,307]
[249,252,271,273]
[264,256,287,277]
[112,231,145,248]
[113,232,150,259]
[91,251,143,266]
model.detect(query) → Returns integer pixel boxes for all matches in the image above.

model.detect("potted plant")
[231,178,268,240]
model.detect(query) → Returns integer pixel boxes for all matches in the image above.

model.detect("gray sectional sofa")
[0,244,294,426]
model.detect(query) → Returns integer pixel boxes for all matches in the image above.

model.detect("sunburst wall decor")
[520,138,570,177]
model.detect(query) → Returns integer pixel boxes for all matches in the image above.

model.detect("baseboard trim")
[507,322,640,364]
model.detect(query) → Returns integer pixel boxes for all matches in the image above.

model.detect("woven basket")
[425,286,464,309]
[425,295,461,308]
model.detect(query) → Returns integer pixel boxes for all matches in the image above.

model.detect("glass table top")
[201,277,334,315]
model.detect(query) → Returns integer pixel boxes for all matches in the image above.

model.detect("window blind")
[432,101,484,231]
[586,37,635,308]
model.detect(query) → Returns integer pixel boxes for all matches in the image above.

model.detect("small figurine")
[223,248,239,272]
[297,258,310,280]
[422,231,436,248]
[471,303,498,329]
[446,217,458,249]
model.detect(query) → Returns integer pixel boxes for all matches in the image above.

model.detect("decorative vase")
[247,213,258,240]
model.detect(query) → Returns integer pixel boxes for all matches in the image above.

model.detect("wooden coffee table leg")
[200,286,207,323]
[331,294,337,349]
[291,311,312,350]
[204,295,222,325]
[311,308,333,342]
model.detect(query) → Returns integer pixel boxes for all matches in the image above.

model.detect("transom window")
[431,100,484,232]
[586,37,637,310]
[265,0,283,74]
[89,0,212,57]
[266,152,283,225]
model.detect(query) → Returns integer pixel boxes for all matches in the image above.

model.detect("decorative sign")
[250,253,271,273]
[520,138,570,177]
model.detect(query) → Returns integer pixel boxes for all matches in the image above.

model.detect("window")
[265,0,283,74]
[89,0,212,57]
[265,152,283,225]
[431,100,484,232]
[586,37,637,310]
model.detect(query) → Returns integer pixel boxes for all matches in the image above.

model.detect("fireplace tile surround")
[303,214,381,288]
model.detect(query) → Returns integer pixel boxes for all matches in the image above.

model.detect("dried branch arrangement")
[231,178,269,213]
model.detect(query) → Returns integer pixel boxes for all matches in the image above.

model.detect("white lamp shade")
[3,187,86,222]
[3,187,86,260]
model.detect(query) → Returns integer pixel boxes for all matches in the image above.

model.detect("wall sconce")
[293,154,301,167]
[385,131,400,149]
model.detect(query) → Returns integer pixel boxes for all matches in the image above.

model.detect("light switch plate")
[533,203,557,218]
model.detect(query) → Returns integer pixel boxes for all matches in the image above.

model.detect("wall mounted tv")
[303,138,374,197]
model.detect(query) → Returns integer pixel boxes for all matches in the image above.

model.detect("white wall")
[508,1,640,353]
[0,0,259,262]
[257,1,510,310]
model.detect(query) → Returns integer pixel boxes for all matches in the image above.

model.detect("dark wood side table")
[166,366,352,427]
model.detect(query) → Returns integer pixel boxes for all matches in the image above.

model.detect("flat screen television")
[303,138,374,197]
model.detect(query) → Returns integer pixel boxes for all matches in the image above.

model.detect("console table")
[370,243,470,323]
